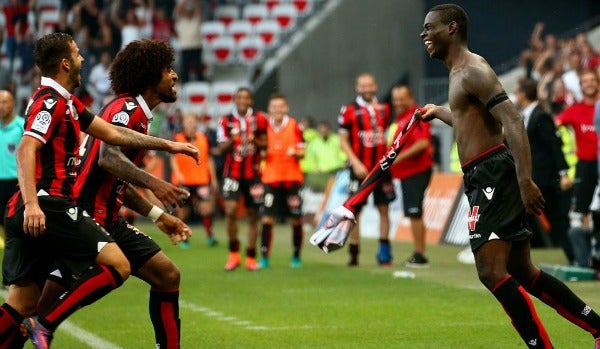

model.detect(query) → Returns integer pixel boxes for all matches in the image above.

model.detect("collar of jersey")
[134,95,154,124]
[41,77,71,100]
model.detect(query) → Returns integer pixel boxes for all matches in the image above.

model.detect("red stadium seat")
[200,21,226,45]
[255,20,281,49]
[243,4,269,26]
[181,82,211,113]
[211,81,238,106]
[214,5,240,27]
[238,37,266,65]
[228,20,253,43]
[208,36,237,65]
[272,4,298,32]
[291,0,314,16]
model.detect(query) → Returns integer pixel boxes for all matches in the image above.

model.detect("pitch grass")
[6,219,600,348]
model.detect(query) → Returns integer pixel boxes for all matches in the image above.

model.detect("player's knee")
[97,244,131,280]
[476,265,506,290]
[157,263,180,289]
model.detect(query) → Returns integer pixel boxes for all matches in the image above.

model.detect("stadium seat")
[36,0,60,12]
[261,0,283,11]
[39,9,60,36]
[228,20,253,43]
[291,0,314,16]
[181,81,211,113]
[200,21,226,45]
[238,37,266,65]
[214,5,240,27]
[255,20,281,49]
[207,36,237,65]
[211,81,239,107]
[271,4,298,32]
[243,4,269,26]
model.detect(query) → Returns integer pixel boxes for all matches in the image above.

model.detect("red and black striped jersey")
[338,97,391,170]
[5,77,94,217]
[73,94,153,227]
[217,108,268,180]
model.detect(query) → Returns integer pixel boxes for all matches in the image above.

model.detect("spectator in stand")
[339,73,395,267]
[388,85,433,268]
[303,121,347,192]
[15,26,35,87]
[562,50,584,103]
[581,42,600,72]
[1,0,32,75]
[258,93,306,269]
[515,78,574,263]
[171,112,218,247]
[556,70,600,242]
[111,0,152,50]
[91,11,118,59]
[174,0,203,82]
[151,6,175,42]
[218,87,268,271]
[88,51,113,111]
[0,90,23,248]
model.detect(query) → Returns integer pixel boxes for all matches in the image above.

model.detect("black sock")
[0,303,27,348]
[349,243,359,264]
[492,276,552,348]
[261,223,273,258]
[379,239,390,245]
[292,224,303,258]
[246,247,256,258]
[229,239,240,253]
[527,270,600,337]
[149,288,180,349]
[40,265,124,331]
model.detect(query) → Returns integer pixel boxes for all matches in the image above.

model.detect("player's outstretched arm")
[85,116,199,162]
[415,104,452,126]
[123,184,192,245]
[98,142,190,209]
[310,109,422,253]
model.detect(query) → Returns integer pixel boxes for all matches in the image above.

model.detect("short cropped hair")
[268,92,287,102]
[110,39,175,96]
[517,78,538,102]
[429,4,469,41]
[34,33,74,77]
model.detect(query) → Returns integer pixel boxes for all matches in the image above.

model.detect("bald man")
[0,90,24,247]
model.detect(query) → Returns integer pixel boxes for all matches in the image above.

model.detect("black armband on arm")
[79,109,95,131]
[486,92,509,112]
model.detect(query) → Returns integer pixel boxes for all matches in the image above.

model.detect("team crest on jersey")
[31,111,52,134]
[112,111,130,125]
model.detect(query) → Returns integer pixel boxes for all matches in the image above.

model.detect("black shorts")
[0,179,18,225]
[348,171,396,208]
[48,216,162,287]
[573,160,598,213]
[462,147,532,252]
[222,177,264,207]
[262,183,302,218]
[401,168,432,218]
[2,196,114,286]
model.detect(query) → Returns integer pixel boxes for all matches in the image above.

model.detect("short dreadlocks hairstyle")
[110,39,175,96]
[34,33,75,77]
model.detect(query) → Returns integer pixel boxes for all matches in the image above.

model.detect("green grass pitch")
[3,219,599,348]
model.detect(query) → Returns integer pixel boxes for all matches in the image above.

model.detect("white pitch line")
[180,300,317,331]
[0,290,122,349]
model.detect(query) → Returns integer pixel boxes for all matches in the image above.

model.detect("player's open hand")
[23,202,46,237]
[309,205,356,253]
[519,179,545,215]
[155,213,193,245]
[169,142,199,163]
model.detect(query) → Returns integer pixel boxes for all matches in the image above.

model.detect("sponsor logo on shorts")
[467,206,480,231]
[31,111,52,134]
[469,233,481,240]
[482,187,495,200]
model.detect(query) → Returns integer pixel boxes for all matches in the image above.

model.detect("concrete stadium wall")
[255,0,424,123]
